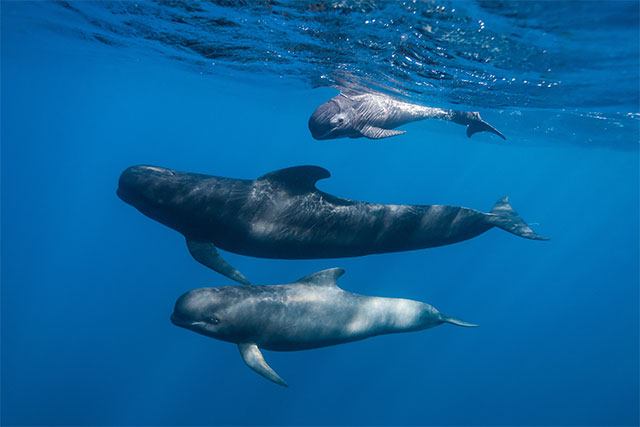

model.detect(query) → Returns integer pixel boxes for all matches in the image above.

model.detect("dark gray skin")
[170,268,476,386]
[117,165,546,285]
[309,91,506,140]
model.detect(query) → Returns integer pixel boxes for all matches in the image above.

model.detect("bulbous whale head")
[308,98,355,140]
[171,288,231,340]
[116,165,194,233]
[117,165,178,207]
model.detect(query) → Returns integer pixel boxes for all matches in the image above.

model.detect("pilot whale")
[309,90,506,140]
[170,268,476,386]
[117,165,547,285]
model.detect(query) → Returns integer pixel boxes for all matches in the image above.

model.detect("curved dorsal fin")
[257,166,330,193]
[295,268,345,287]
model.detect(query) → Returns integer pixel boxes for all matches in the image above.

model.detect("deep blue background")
[2,4,638,426]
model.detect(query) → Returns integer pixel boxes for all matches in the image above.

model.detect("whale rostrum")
[117,165,547,284]
[170,268,477,386]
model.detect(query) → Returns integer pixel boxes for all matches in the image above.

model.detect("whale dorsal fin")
[295,268,345,287]
[257,166,330,193]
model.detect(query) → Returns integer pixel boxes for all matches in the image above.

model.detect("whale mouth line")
[170,313,208,328]
[191,321,207,326]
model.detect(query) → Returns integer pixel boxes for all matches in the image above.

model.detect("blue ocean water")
[1,1,638,426]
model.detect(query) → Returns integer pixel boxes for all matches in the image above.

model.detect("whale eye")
[207,317,219,325]
[330,116,345,126]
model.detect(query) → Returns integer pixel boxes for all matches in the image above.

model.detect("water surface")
[1,1,638,425]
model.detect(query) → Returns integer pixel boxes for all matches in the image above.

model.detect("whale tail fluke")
[442,315,478,327]
[466,118,506,140]
[449,111,506,140]
[488,197,549,241]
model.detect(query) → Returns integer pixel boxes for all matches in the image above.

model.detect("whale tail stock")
[488,197,549,241]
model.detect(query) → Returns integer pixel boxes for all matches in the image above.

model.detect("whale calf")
[117,165,547,285]
[171,268,476,386]
[309,90,505,140]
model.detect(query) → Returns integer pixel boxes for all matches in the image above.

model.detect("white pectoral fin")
[238,343,288,387]
[359,125,406,139]
[185,238,252,286]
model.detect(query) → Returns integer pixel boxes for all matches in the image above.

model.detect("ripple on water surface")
[10,0,639,149]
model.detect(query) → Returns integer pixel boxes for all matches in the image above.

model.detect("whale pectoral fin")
[238,343,288,387]
[359,125,406,139]
[185,239,252,286]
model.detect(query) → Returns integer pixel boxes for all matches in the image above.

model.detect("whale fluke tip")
[489,197,548,241]
[442,315,478,327]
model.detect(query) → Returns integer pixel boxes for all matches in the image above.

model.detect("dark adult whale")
[309,90,506,140]
[117,165,547,285]
[170,268,476,386]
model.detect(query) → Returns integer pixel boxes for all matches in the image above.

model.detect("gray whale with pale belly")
[171,268,476,386]
[117,165,547,285]
[309,90,506,140]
